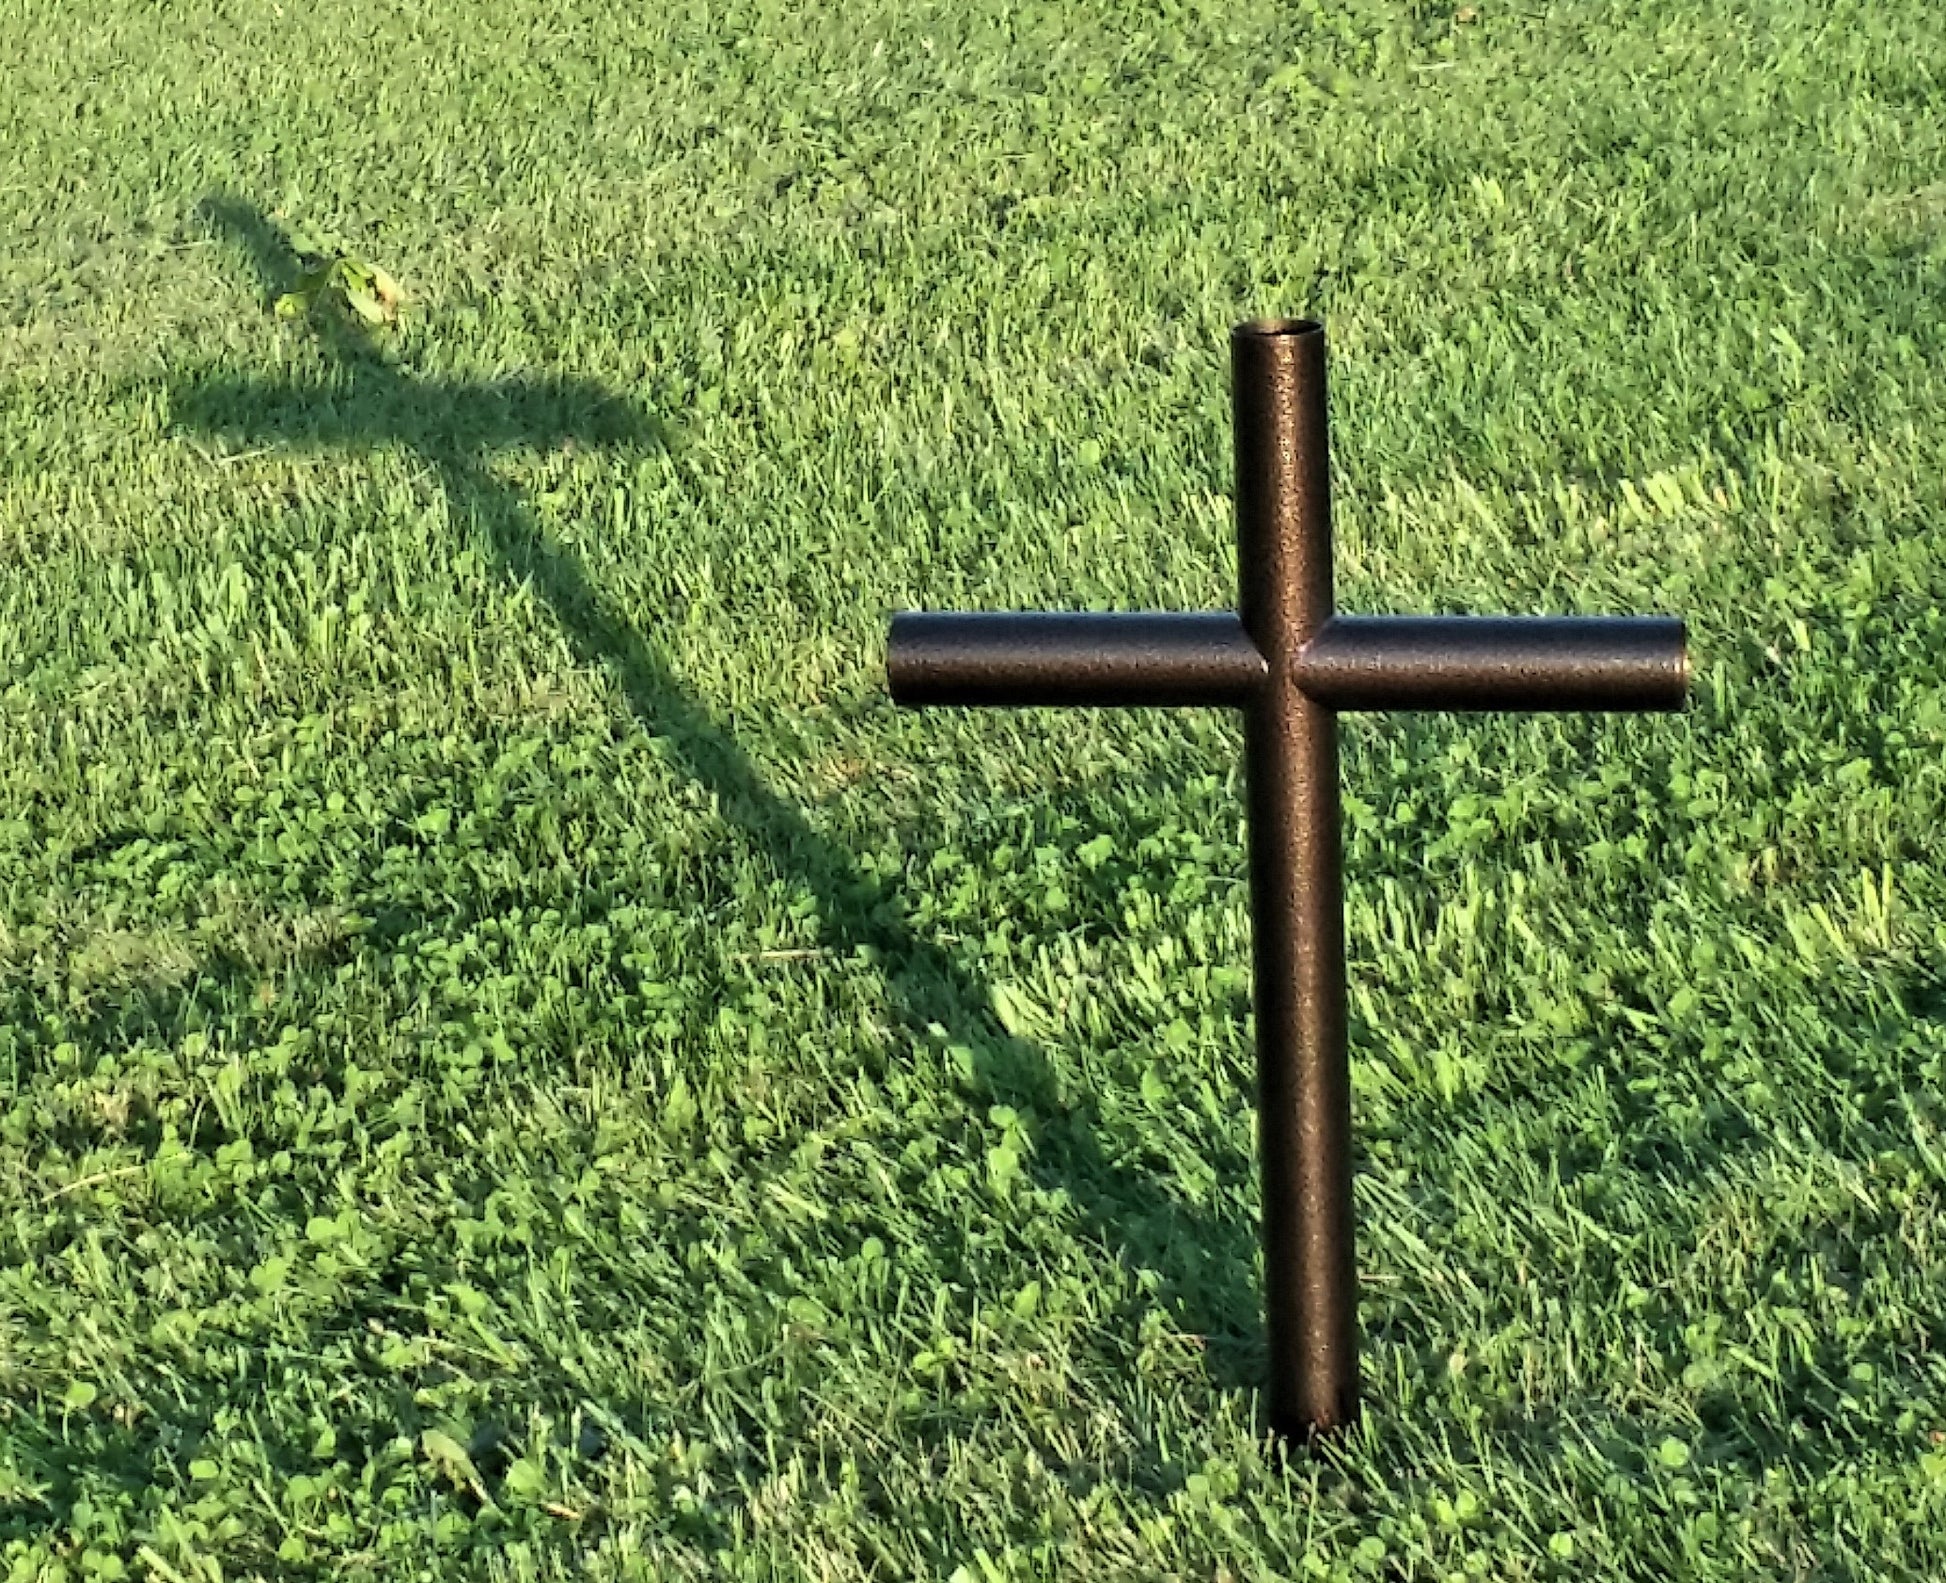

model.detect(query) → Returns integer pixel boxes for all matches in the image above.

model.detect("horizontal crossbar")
[888,612,1688,712]
[888,612,1265,707]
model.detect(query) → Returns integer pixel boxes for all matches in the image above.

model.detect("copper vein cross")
[885,317,1690,1441]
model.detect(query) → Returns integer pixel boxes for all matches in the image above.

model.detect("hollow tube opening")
[1233,317,1322,340]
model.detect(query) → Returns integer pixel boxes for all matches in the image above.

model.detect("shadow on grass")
[20,196,1936,1575]
[0,196,1270,1566]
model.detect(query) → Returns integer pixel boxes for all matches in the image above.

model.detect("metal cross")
[886,318,1689,1440]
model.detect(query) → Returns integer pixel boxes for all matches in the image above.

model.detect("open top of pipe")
[1234,317,1324,341]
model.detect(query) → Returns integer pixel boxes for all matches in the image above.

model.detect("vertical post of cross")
[1231,320,1359,1439]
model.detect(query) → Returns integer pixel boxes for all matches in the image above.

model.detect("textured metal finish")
[1296,615,1688,712]
[883,316,1691,1442]
[1231,318,1360,1441]
[888,612,1265,707]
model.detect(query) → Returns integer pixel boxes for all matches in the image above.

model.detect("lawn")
[3,0,1944,1576]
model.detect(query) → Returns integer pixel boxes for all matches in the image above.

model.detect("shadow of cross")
[889,318,1692,1445]
[165,199,1266,1433]
[173,205,663,466]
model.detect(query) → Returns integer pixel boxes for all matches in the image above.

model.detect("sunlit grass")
[2,0,1944,1577]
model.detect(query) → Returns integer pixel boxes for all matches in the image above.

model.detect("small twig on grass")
[726,948,831,964]
[41,1164,146,1203]
[185,439,274,467]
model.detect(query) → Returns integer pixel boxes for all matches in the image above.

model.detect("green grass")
[3,0,1945,1576]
